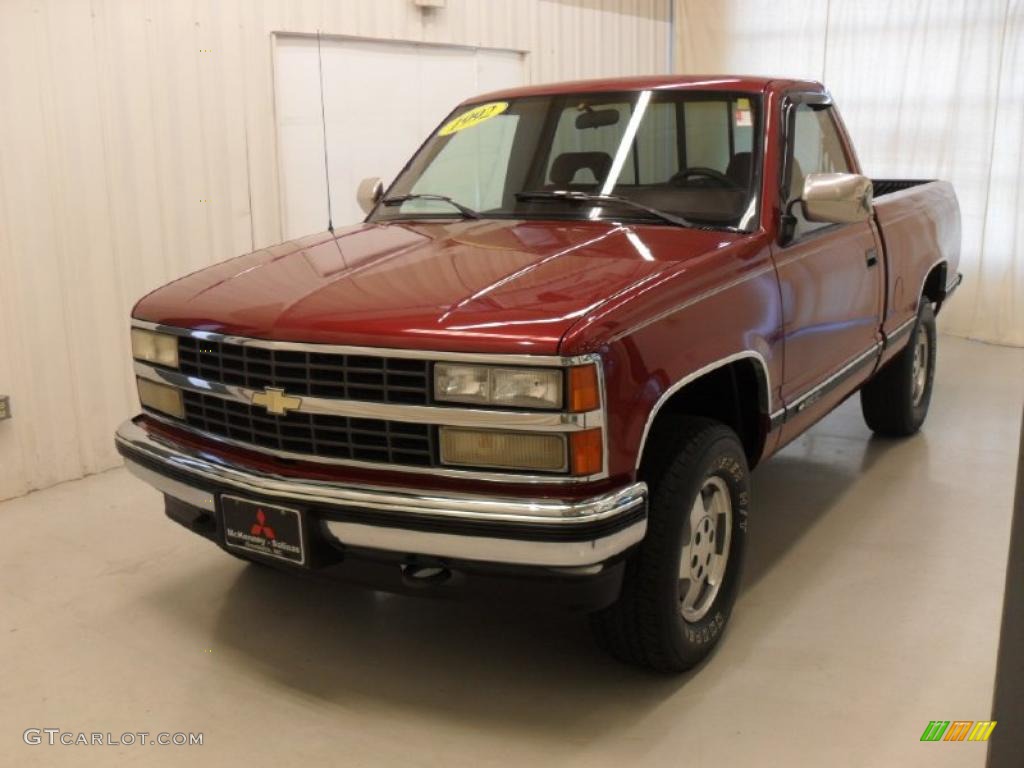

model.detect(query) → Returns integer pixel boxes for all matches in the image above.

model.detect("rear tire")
[591,417,749,673]
[861,302,936,436]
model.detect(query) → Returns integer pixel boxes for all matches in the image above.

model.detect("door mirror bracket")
[779,198,801,246]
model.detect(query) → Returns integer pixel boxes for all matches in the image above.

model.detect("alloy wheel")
[679,475,733,622]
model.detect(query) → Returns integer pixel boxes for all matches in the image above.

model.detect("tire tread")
[592,417,742,672]
[861,303,936,436]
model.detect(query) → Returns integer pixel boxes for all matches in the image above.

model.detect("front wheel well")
[638,359,768,479]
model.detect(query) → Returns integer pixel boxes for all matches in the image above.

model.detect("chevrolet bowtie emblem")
[251,387,302,416]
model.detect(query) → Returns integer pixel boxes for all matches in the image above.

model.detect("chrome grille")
[177,337,430,404]
[177,390,435,466]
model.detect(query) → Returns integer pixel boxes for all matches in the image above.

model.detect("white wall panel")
[276,35,524,234]
[274,35,333,239]
[0,0,670,500]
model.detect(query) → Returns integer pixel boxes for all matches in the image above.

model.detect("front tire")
[861,302,936,436]
[591,417,749,673]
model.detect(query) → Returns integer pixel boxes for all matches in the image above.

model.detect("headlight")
[136,378,184,419]
[439,428,567,472]
[434,364,563,409]
[131,328,179,368]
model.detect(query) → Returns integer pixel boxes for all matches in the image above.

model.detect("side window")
[786,104,851,202]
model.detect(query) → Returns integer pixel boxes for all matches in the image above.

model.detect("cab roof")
[464,74,824,105]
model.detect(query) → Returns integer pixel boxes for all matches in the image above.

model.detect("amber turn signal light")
[567,365,600,412]
[570,428,603,476]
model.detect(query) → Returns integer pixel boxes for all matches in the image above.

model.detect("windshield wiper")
[381,193,481,219]
[515,190,699,229]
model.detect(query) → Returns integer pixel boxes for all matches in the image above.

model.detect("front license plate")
[221,495,306,566]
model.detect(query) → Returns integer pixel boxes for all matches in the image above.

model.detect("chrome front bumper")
[114,419,647,568]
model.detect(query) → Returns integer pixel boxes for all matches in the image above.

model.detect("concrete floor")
[2,335,1021,768]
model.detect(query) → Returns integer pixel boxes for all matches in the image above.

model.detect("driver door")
[773,96,885,422]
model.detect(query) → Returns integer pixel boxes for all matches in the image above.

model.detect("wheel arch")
[921,260,949,309]
[636,353,773,476]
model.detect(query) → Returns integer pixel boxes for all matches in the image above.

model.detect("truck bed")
[871,179,961,336]
[871,179,934,197]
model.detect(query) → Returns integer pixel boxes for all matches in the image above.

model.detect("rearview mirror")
[356,177,384,215]
[576,109,620,130]
[802,172,873,224]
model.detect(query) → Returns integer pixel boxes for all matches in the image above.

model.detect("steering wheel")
[670,167,741,188]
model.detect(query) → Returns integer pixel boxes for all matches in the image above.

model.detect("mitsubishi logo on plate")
[249,509,276,540]
[250,386,301,415]
[222,496,305,565]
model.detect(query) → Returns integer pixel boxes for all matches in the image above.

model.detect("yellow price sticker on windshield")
[439,101,508,136]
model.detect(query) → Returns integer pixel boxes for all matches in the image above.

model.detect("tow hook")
[401,561,452,585]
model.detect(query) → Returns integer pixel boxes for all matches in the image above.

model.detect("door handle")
[865,248,878,268]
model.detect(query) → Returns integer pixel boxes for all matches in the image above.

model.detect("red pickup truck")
[116,75,961,671]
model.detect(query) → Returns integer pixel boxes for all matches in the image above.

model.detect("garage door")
[274,35,524,238]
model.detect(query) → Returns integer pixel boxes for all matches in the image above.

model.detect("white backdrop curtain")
[675,0,1023,346]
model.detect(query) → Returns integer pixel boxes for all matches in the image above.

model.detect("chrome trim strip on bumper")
[135,361,604,432]
[320,520,644,569]
[124,458,216,511]
[116,419,647,567]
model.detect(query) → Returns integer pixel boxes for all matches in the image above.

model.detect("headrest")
[550,152,613,186]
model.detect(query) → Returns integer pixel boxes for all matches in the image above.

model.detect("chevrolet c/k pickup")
[116,75,961,671]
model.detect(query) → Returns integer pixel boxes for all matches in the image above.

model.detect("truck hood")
[133,219,733,354]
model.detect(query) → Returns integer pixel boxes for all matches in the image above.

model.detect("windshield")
[371,89,762,231]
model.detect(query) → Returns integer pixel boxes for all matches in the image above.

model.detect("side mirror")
[356,177,384,215]
[801,172,873,224]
